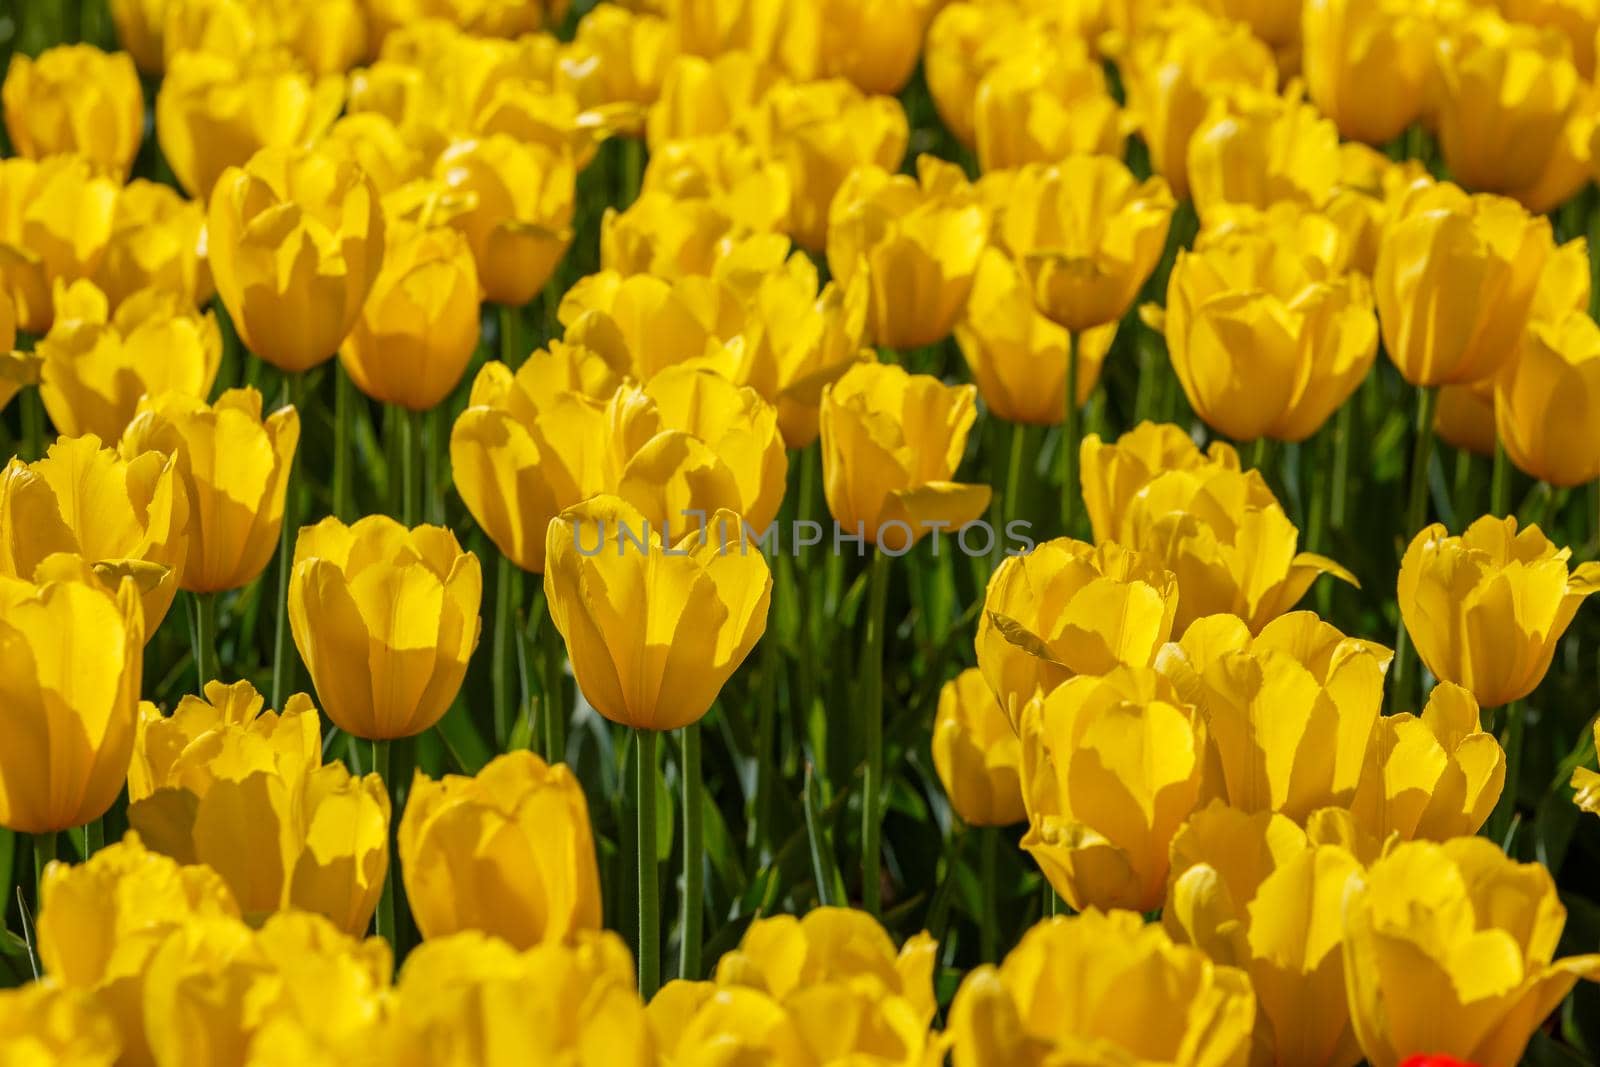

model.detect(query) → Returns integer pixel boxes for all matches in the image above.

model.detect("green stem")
[499,303,520,367]
[636,728,660,999]
[1391,386,1438,713]
[679,723,703,981]
[402,408,422,527]
[492,555,520,749]
[334,363,353,521]
[1330,402,1353,530]
[21,387,44,462]
[192,591,217,691]
[539,594,566,764]
[1250,436,1270,473]
[1061,330,1082,538]
[1003,420,1028,531]
[619,137,644,208]
[1310,430,1333,617]
[271,374,303,711]
[860,549,892,915]
[1488,700,1524,845]
[371,739,396,950]
[750,635,778,860]
[979,825,998,961]
[32,831,56,898]
[1492,439,1513,518]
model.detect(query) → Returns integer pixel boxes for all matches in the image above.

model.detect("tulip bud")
[1198,0,1300,56]
[109,0,167,73]
[2,44,143,180]
[289,515,483,741]
[161,0,264,66]
[554,2,677,117]
[819,361,991,552]
[798,0,936,96]
[272,0,370,76]
[544,496,771,732]
[1187,87,1342,225]
[94,180,213,311]
[972,47,1123,173]
[1496,311,1600,486]
[0,984,121,1065]
[601,191,749,280]
[0,155,119,333]
[119,387,300,594]
[933,669,1026,827]
[1080,421,1243,544]
[646,52,783,149]
[1303,0,1437,144]
[669,0,790,70]
[558,269,742,379]
[923,2,1035,150]
[1399,516,1600,708]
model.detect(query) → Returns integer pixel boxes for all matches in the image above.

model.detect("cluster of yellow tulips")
[6,0,1600,1064]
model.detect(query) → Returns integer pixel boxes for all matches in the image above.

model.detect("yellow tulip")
[923,1,1035,150]
[0,290,27,414]
[37,834,241,1067]
[1350,682,1504,841]
[367,0,568,43]
[1375,182,1553,387]
[976,538,1178,729]
[209,146,386,374]
[558,269,743,379]
[109,0,167,73]
[646,52,784,148]
[156,50,344,201]
[400,750,603,948]
[554,1,678,118]
[640,137,794,236]
[0,433,188,634]
[948,909,1255,1066]
[1302,0,1438,145]
[382,931,653,1067]
[269,0,370,76]
[1343,838,1600,1067]
[0,984,121,1067]
[1496,310,1600,486]
[601,190,751,280]
[819,361,990,551]
[741,78,909,252]
[119,388,299,594]
[289,515,482,741]
[997,157,1174,333]
[797,0,936,96]
[1436,381,1499,457]
[94,179,213,310]
[933,668,1026,827]
[38,282,221,443]
[1165,803,1367,1067]
[1158,612,1392,820]
[544,496,771,732]
[322,112,431,198]
[1198,0,1300,56]
[2,44,143,179]
[1571,718,1600,814]
[1398,516,1600,707]
[1502,0,1600,78]
[1079,420,1243,544]
[0,555,142,834]
[0,154,119,333]
[1164,224,1378,443]
[972,47,1124,173]
[340,221,480,412]
[436,134,575,307]
[126,680,389,935]
[1187,87,1343,225]
[161,0,267,65]
[648,982,812,1067]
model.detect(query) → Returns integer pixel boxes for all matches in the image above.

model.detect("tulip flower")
[1399,517,1600,708]
[977,538,1179,729]
[1496,310,1600,486]
[400,751,603,948]
[558,269,742,380]
[646,52,783,148]
[367,0,567,42]
[741,78,909,252]
[1375,182,1553,388]
[799,0,935,96]
[1343,838,1600,1067]
[819,361,990,551]
[126,680,390,935]
[289,515,482,741]
[94,180,213,310]
[1165,803,1367,1067]
[37,282,222,444]
[1163,223,1379,443]
[2,44,143,179]
[642,132,793,233]
[109,0,166,73]
[1351,682,1504,841]
[1158,612,1393,821]
[160,0,266,65]
[923,1,1036,150]
[1079,421,1243,543]
[0,984,120,1066]
[1188,87,1343,225]
[933,668,1025,828]
[436,135,576,307]
[340,222,481,412]
[0,291,28,415]
[155,50,344,201]
[1571,719,1600,815]
[119,388,299,594]
[554,2,677,117]
[600,190,748,280]
[948,909,1255,1066]
[1120,9,1278,200]
[1302,0,1437,144]
[208,146,386,374]
[972,48,1124,173]
[1436,382,1498,458]
[0,554,143,835]
[0,155,119,333]
[271,0,369,76]
[1016,667,1204,912]
[1198,0,1300,58]
[826,156,990,351]
[0,434,188,634]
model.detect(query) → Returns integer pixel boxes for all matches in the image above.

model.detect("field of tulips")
[10,0,1600,1064]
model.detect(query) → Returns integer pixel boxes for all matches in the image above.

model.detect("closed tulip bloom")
[160,0,267,66]
[796,0,935,95]
[1188,88,1343,225]
[0,555,143,834]
[1164,225,1379,443]
[647,983,813,1067]
[209,146,386,374]
[38,282,222,443]
[923,1,1035,150]
[1436,382,1498,457]
[126,680,390,935]
[0,155,119,333]
[109,0,167,73]
[120,388,299,594]
[2,44,143,179]
[1496,311,1600,486]
[559,269,745,379]
[1303,0,1437,144]
[94,180,213,310]
[0,292,27,414]
[949,909,1255,1067]
[827,156,990,350]
[1343,838,1600,1067]
[289,515,482,741]
[554,2,678,117]
[643,135,793,236]
[1080,421,1243,544]
[156,50,344,201]
[977,538,1179,728]
[0,984,120,1067]
[0,434,188,634]
[270,0,370,76]
[955,247,1117,426]
[601,191,749,280]
[820,361,991,550]
[436,135,575,307]
[997,158,1174,333]
[933,668,1026,827]
[1398,516,1600,707]
[646,52,783,148]
[741,79,909,252]
[1158,612,1392,821]
[545,496,771,732]
[1199,0,1300,54]
[340,222,480,412]
[400,751,602,948]
[1376,183,1553,387]
[972,48,1124,172]
[1165,803,1367,1067]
